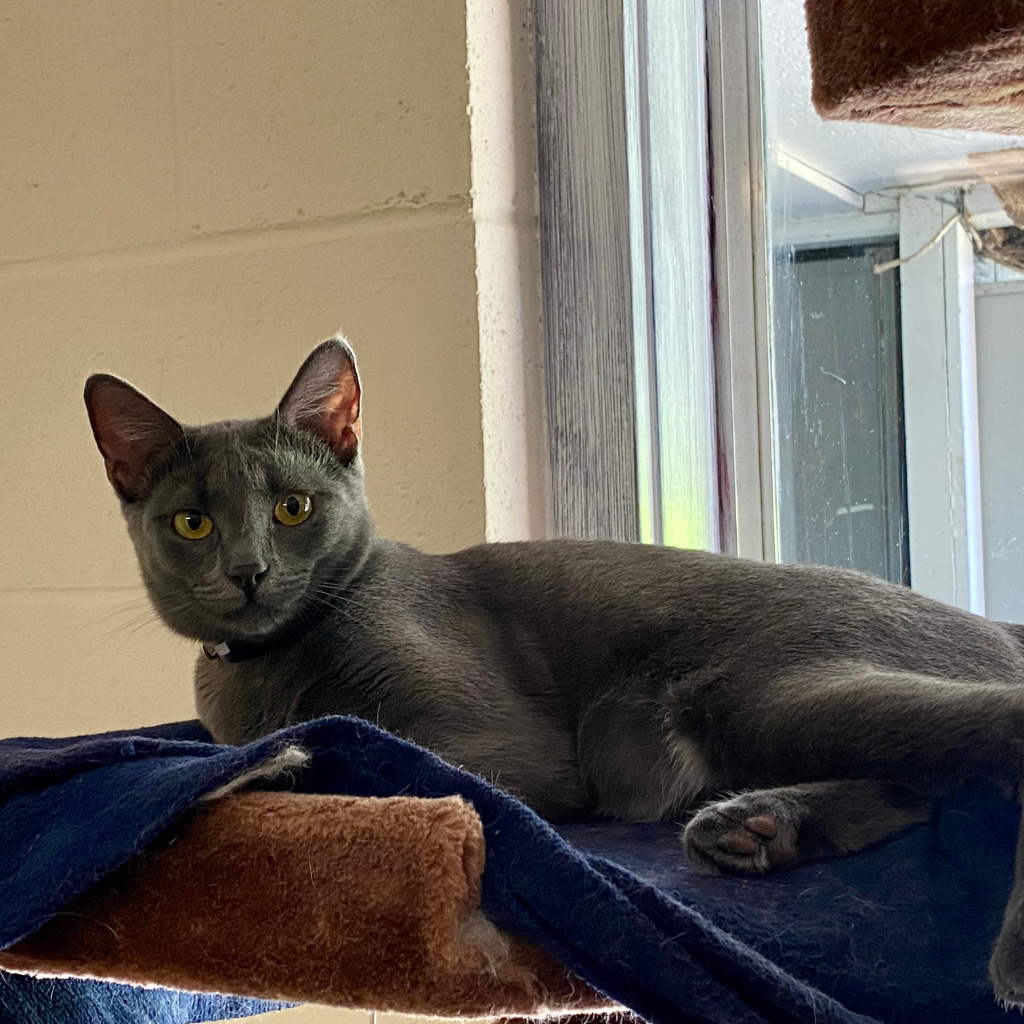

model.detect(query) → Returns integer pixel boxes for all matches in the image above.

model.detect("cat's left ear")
[277,337,362,463]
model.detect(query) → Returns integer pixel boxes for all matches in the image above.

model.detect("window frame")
[533,0,1014,605]
[532,0,640,543]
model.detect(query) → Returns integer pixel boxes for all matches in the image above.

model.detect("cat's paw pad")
[990,924,1024,1007]
[682,798,798,874]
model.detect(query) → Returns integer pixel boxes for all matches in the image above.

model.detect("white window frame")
[706,0,773,560]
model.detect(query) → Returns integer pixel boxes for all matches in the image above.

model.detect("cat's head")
[84,336,372,643]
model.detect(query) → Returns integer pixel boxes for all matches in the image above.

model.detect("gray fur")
[85,336,1024,1002]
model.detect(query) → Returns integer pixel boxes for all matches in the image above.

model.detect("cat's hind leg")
[577,684,714,821]
[683,779,932,874]
[675,661,1024,795]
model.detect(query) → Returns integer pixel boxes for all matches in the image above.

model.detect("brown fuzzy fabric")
[805,0,1024,133]
[0,792,614,1019]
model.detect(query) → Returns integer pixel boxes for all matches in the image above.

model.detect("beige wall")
[0,4,544,1020]
[1,0,487,741]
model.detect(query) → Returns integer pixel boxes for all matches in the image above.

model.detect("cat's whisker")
[305,579,361,601]
[108,612,158,636]
[99,594,157,617]
[306,588,363,612]
[304,579,363,603]
[306,579,366,604]
[304,591,365,629]
[307,596,367,629]
[94,602,165,639]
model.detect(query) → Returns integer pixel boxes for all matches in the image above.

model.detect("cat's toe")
[682,799,798,874]
[990,926,1024,1007]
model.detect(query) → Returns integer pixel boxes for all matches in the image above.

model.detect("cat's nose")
[226,563,269,598]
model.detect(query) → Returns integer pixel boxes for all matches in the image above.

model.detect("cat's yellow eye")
[274,493,313,526]
[172,510,213,540]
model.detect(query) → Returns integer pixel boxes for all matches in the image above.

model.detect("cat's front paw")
[682,794,798,874]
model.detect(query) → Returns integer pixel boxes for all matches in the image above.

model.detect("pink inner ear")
[85,375,183,501]
[289,361,361,459]
[325,371,361,430]
[318,372,362,458]
[277,339,364,462]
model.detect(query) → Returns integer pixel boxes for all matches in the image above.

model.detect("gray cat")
[85,336,1024,1002]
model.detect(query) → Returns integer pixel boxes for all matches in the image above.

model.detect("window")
[616,0,1024,619]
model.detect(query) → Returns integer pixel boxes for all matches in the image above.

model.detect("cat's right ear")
[276,337,362,464]
[83,375,184,502]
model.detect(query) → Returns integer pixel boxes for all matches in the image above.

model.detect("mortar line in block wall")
[0,198,473,281]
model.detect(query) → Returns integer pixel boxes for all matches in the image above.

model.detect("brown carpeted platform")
[0,791,617,1020]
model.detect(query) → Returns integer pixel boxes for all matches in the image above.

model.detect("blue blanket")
[0,716,1018,1024]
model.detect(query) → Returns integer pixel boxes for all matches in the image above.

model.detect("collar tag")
[202,641,232,662]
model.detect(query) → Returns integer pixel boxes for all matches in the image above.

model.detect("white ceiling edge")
[772,184,1011,249]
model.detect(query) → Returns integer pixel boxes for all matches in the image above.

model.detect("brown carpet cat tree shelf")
[0,791,616,1020]
[805,0,1024,134]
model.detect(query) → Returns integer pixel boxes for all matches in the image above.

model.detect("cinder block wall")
[0,0,486,738]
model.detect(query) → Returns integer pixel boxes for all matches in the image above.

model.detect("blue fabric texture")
[0,716,1018,1024]
[0,972,282,1024]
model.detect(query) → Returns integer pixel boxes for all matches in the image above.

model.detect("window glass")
[624,0,717,550]
[760,0,1024,614]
